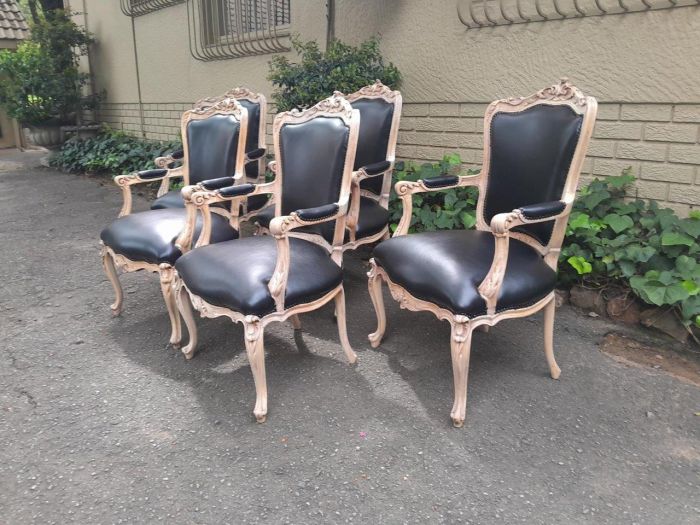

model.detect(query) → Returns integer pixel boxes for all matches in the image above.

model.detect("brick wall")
[97,101,700,215]
[398,102,700,216]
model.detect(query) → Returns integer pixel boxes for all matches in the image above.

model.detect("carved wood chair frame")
[366,79,598,427]
[171,95,361,423]
[100,97,249,348]
[115,86,267,222]
[342,80,402,251]
[185,87,269,223]
[251,81,402,253]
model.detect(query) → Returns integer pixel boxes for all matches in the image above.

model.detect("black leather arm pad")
[201,176,236,190]
[137,168,169,180]
[295,203,340,222]
[518,201,566,220]
[246,147,266,160]
[362,160,391,176]
[219,184,256,198]
[422,175,459,189]
[170,149,184,160]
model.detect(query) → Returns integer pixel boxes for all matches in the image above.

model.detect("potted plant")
[0,9,97,148]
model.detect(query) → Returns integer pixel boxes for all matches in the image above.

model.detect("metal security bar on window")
[120,0,185,17]
[187,0,291,61]
[457,0,699,28]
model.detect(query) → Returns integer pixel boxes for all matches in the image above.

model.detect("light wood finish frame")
[101,96,248,348]
[118,87,264,217]
[342,81,403,251]
[368,79,597,427]
[173,95,361,423]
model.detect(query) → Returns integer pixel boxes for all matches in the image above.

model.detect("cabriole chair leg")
[159,264,181,348]
[450,318,473,428]
[367,262,386,348]
[243,318,268,423]
[334,287,358,364]
[175,284,198,360]
[543,297,561,379]
[101,248,123,316]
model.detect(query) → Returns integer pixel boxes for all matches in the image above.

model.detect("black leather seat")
[175,236,343,317]
[355,197,389,239]
[152,188,269,212]
[151,190,184,210]
[254,196,388,242]
[373,229,556,317]
[100,209,238,265]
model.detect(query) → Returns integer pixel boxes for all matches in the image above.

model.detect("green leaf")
[618,260,636,277]
[681,280,700,296]
[604,213,634,234]
[679,218,700,238]
[460,211,476,229]
[665,283,690,304]
[676,255,697,274]
[661,232,694,247]
[624,244,656,263]
[568,213,591,230]
[630,276,666,306]
[567,256,592,275]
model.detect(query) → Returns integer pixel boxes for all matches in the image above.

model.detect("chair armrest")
[245,147,266,161]
[176,178,280,252]
[295,203,339,222]
[198,176,236,190]
[478,202,571,315]
[266,200,348,312]
[393,173,482,236]
[189,179,277,207]
[517,201,566,220]
[114,168,183,217]
[154,148,184,168]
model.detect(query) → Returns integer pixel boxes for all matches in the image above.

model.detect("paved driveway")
[1,150,698,524]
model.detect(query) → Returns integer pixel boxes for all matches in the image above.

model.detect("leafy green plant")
[0,10,97,125]
[388,154,479,233]
[561,170,700,329]
[268,37,401,112]
[50,129,181,176]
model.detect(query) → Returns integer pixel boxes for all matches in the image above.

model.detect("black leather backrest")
[237,99,260,153]
[351,98,394,194]
[484,104,583,245]
[186,114,241,185]
[279,116,350,215]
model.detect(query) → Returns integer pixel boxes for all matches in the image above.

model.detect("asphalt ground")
[1,149,698,524]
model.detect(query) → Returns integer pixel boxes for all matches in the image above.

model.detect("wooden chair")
[252,81,402,252]
[344,80,402,250]
[366,80,598,427]
[171,95,360,423]
[150,87,269,217]
[100,96,249,346]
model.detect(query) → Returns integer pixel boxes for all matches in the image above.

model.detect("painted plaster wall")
[78,1,700,212]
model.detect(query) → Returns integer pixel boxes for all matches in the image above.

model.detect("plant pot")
[23,124,63,148]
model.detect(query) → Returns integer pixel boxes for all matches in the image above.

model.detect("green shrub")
[50,130,181,176]
[561,170,700,329]
[388,154,479,233]
[0,10,97,125]
[268,37,401,112]
[386,156,700,330]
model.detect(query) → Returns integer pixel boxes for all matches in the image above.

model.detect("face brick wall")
[97,101,700,216]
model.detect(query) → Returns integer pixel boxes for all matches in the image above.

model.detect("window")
[189,0,291,60]
[120,0,184,17]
